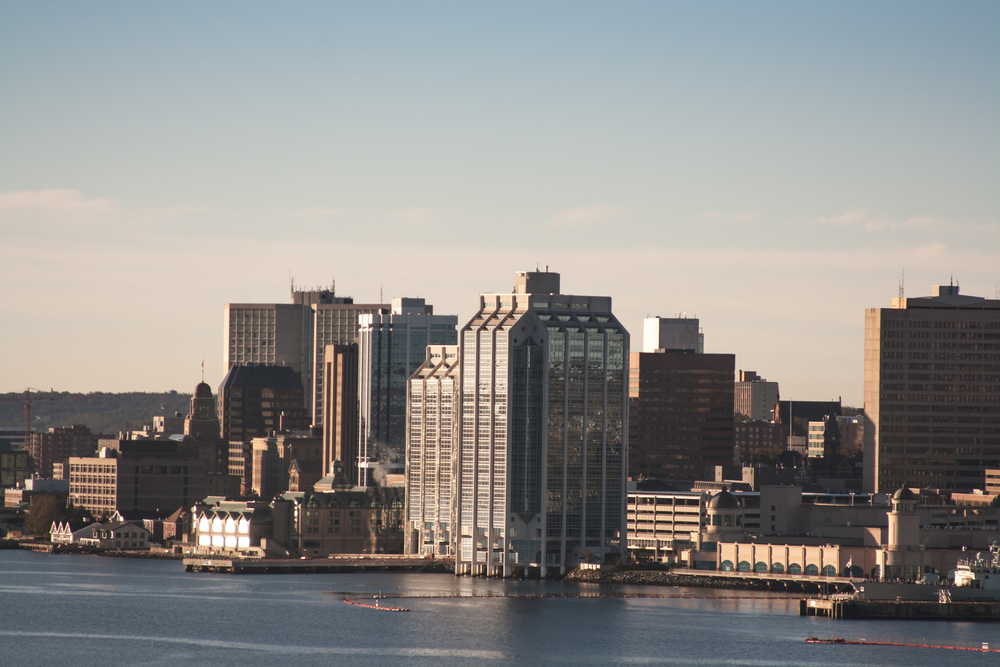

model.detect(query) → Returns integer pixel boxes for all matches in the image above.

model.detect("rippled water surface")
[1,550,997,666]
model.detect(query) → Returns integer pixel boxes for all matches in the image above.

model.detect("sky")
[1,1,997,407]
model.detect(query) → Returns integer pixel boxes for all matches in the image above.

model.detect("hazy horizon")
[2,1,998,407]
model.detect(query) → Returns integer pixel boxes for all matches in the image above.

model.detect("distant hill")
[0,392,194,436]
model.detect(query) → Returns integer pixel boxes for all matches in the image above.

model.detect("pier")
[800,597,1000,620]
[183,554,444,574]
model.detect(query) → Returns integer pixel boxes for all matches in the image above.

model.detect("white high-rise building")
[455,271,629,577]
[405,344,460,556]
[357,298,457,486]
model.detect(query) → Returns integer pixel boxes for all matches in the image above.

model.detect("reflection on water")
[1,550,997,667]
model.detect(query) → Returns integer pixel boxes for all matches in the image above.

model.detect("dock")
[183,554,444,574]
[800,597,1000,620]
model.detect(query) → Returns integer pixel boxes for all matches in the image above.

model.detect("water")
[1,550,997,666]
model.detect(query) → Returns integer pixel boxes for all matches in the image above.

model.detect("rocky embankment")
[564,568,772,591]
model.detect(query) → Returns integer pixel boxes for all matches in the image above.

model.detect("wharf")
[801,597,1000,620]
[183,555,444,574]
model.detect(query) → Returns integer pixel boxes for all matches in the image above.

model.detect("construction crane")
[0,389,92,446]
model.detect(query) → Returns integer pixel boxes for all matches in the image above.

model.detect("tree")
[24,494,64,537]
[60,504,94,523]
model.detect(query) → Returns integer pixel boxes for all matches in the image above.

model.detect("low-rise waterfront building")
[189,496,294,556]
[68,441,207,517]
[284,485,405,558]
[78,521,151,550]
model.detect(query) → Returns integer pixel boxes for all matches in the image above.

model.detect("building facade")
[357,298,458,486]
[249,433,322,500]
[68,442,207,516]
[218,364,309,443]
[643,315,703,353]
[0,444,30,490]
[191,497,293,556]
[733,370,779,422]
[863,284,1000,492]
[185,381,220,441]
[405,344,460,556]
[455,271,629,577]
[626,490,707,561]
[629,350,736,481]
[27,425,98,478]
[734,421,786,465]
[321,344,359,483]
[288,487,405,557]
[224,287,388,427]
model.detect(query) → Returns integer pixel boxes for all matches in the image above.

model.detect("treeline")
[0,391,193,436]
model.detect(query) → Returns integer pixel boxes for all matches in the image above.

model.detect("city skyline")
[2,2,998,406]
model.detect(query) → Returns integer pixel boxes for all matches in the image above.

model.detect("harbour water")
[1,550,997,666]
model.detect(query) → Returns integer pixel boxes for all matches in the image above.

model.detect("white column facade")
[455,290,628,577]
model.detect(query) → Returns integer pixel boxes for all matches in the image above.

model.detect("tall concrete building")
[643,315,703,353]
[455,271,629,577]
[224,286,387,426]
[320,344,360,484]
[629,350,736,481]
[734,370,780,422]
[405,344,460,556]
[357,298,457,486]
[864,283,1000,492]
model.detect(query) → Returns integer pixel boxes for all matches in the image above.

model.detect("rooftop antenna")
[290,272,295,293]
[380,284,383,304]
[898,268,904,299]
[331,278,336,296]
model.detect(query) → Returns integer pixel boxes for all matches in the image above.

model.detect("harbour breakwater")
[564,568,775,591]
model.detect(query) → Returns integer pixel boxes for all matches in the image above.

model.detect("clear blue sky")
[2,1,997,406]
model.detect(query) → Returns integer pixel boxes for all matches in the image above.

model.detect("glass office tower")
[455,271,629,577]
[358,298,457,486]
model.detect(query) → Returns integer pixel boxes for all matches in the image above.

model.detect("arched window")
[787,563,802,575]
[720,560,734,572]
[771,562,784,574]
[805,564,819,576]
[822,565,837,577]
[754,561,768,573]
[349,500,361,508]
[738,560,751,572]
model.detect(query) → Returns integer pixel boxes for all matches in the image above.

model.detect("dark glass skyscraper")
[358,298,457,485]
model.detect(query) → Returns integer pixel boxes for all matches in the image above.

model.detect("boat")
[343,591,410,612]
[854,544,999,603]
[953,541,1000,592]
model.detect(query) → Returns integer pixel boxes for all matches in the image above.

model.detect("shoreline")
[5,543,807,592]
[0,543,850,596]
